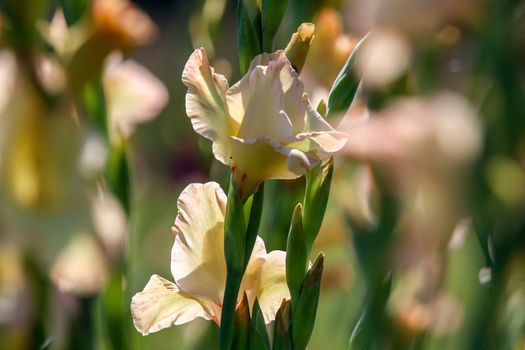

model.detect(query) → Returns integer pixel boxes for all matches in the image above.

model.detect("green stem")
[220,180,264,349]
[220,269,244,350]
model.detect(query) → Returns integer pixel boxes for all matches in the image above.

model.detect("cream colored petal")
[303,94,335,133]
[248,51,287,70]
[292,95,347,156]
[131,275,210,335]
[104,53,168,138]
[226,60,294,142]
[230,136,314,198]
[279,58,306,134]
[182,48,236,164]
[171,182,227,306]
[239,236,267,306]
[245,51,306,133]
[255,251,290,323]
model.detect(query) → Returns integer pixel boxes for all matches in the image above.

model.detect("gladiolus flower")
[182,49,346,199]
[131,182,290,335]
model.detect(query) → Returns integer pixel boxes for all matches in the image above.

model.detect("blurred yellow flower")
[131,182,289,335]
[182,49,346,198]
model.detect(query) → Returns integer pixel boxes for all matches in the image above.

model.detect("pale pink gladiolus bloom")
[131,182,290,335]
[182,49,346,198]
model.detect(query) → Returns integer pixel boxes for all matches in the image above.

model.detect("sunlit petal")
[245,51,306,133]
[131,275,210,335]
[255,251,290,323]
[182,48,237,164]
[170,182,227,305]
[227,60,294,142]
[240,236,267,307]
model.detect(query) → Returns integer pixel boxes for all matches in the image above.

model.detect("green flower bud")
[327,32,370,116]
[286,203,308,306]
[273,299,293,350]
[291,253,324,350]
[243,183,265,270]
[232,293,250,349]
[303,158,334,245]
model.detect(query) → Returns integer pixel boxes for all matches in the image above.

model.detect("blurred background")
[1,0,524,349]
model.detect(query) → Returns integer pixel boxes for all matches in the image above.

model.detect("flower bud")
[292,253,324,350]
[286,203,308,305]
[327,32,370,116]
[273,299,292,350]
[284,23,315,74]
[232,293,250,349]
[303,157,334,245]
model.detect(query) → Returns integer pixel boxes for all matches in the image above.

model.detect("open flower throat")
[182,49,346,198]
[131,183,289,335]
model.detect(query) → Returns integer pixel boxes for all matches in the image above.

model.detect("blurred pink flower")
[103,53,169,139]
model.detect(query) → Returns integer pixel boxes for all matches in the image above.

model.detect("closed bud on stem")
[303,157,334,245]
[292,253,324,350]
[284,23,315,74]
[286,203,309,306]
[327,32,370,116]
[232,293,251,349]
[273,299,293,350]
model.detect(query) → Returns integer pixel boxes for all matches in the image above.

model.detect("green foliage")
[261,0,289,52]
[61,0,90,26]
[250,300,272,350]
[236,0,262,74]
